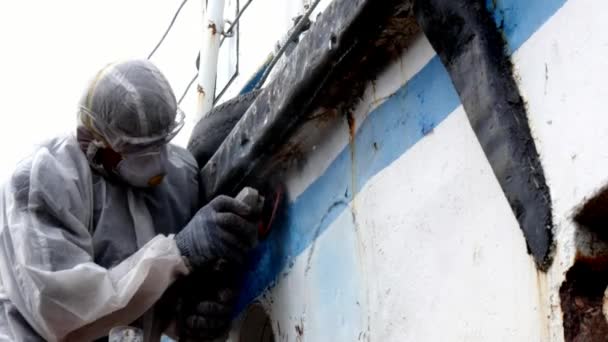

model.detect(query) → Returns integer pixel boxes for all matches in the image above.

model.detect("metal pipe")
[180,0,252,107]
[195,0,226,123]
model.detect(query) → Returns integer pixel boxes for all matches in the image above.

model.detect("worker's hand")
[175,194,262,267]
[181,299,233,340]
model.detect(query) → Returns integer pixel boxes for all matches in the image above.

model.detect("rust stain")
[346,110,356,144]
[307,107,340,124]
[196,84,206,95]
[345,109,372,341]
[560,184,608,341]
[574,254,608,271]
[346,110,357,200]
[559,253,608,342]
[370,79,378,104]
[314,14,419,112]
[208,22,217,35]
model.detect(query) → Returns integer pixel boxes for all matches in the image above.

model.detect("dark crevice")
[575,184,608,241]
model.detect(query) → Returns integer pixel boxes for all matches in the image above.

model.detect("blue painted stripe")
[237,0,569,311]
[239,54,273,95]
[488,0,567,53]
[238,57,458,311]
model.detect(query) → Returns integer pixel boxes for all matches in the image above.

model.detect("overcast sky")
[0,0,331,183]
[0,0,201,182]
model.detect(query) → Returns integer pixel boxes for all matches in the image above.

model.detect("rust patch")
[561,186,608,341]
[208,22,218,35]
[196,84,206,95]
[559,254,608,342]
[316,13,420,113]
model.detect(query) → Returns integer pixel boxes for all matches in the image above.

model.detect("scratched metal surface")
[199,0,417,199]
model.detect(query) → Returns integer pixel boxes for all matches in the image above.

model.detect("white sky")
[0,0,199,182]
[0,0,332,183]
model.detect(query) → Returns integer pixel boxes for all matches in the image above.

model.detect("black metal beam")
[414,0,554,269]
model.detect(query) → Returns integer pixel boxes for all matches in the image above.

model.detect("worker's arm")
[0,148,189,341]
[65,194,259,341]
[0,145,261,341]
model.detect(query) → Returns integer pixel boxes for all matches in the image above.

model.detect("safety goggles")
[79,106,185,153]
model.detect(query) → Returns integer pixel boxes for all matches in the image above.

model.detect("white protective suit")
[0,60,201,341]
[0,136,200,341]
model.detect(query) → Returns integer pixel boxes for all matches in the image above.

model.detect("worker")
[0,59,261,341]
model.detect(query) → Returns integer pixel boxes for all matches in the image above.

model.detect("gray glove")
[176,195,261,267]
[183,299,233,340]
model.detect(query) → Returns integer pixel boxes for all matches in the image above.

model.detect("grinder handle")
[235,187,265,215]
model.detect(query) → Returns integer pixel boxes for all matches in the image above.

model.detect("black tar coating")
[415,0,554,269]
[198,0,418,201]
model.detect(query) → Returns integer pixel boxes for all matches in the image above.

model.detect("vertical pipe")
[195,0,226,123]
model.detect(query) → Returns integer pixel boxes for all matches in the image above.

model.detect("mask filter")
[115,146,168,188]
